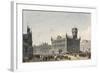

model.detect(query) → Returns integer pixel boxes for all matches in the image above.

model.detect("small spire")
[27,25,30,32]
[51,37,53,41]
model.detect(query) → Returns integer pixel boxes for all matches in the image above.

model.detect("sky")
[22,10,91,45]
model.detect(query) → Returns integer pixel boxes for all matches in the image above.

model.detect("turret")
[27,25,30,33]
[51,37,53,41]
[72,27,78,39]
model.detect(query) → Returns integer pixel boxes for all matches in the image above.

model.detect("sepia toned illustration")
[22,10,91,62]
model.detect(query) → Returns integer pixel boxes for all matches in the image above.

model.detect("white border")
[11,1,97,72]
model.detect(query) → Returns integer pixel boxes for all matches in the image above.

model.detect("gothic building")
[80,40,91,53]
[23,26,33,62]
[51,28,81,54]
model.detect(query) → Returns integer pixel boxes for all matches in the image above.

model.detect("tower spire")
[72,27,78,39]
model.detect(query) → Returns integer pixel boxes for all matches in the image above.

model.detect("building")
[80,40,91,53]
[33,43,51,55]
[51,36,66,54]
[23,26,33,62]
[51,28,81,54]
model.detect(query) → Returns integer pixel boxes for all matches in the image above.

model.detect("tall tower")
[27,26,32,46]
[72,27,78,39]
[27,26,30,33]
